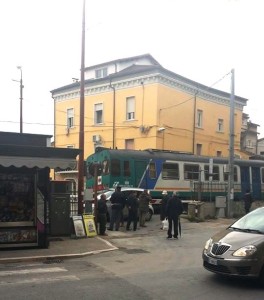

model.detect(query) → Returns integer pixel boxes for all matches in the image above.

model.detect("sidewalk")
[0,235,118,264]
[0,216,234,264]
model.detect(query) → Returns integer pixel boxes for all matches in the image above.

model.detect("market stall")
[0,142,80,248]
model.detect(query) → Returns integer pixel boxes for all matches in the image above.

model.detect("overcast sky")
[1,0,263,139]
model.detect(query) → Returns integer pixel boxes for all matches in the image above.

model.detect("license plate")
[208,257,218,265]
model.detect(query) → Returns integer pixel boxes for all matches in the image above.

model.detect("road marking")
[0,275,80,286]
[0,267,67,276]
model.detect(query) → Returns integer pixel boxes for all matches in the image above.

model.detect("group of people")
[97,187,152,236]
[160,190,184,239]
[97,187,254,238]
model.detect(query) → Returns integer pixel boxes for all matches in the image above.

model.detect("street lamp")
[12,66,24,133]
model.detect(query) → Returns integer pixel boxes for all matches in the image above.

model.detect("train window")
[162,163,179,180]
[234,167,238,181]
[224,166,238,182]
[204,165,219,181]
[261,168,264,183]
[124,161,131,177]
[111,159,120,176]
[102,159,109,175]
[149,162,156,179]
[184,164,199,180]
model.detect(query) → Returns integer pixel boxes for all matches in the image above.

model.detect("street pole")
[227,69,235,218]
[77,0,85,215]
[93,163,98,228]
[110,81,116,149]
[17,66,23,133]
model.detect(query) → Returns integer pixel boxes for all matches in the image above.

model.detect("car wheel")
[145,209,153,221]
[258,266,264,286]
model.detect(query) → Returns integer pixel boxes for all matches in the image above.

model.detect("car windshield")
[230,208,264,233]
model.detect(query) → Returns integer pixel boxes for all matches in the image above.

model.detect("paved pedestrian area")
[0,216,234,264]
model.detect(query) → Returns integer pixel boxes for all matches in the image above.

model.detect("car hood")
[212,228,264,248]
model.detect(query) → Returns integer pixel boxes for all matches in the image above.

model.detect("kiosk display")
[72,216,86,238]
[83,214,97,237]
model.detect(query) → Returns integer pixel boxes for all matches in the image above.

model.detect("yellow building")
[51,54,248,181]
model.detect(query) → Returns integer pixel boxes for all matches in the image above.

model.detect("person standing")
[166,192,183,239]
[126,191,139,231]
[160,190,169,229]
[244,189,253,214]
[97,194,108,236]
[139,189,151,227]
[108,186,125,231]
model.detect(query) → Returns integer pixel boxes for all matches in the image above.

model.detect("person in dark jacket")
[139,189,152,227]
[244,189,253,214]
[160,190,170,229]
[97,194,108,236]
[165,192,183,239]
[126,191,139,231]
[108,186,125,231]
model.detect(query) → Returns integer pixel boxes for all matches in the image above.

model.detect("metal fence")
[193,182,242,202]
[70,193,78,217]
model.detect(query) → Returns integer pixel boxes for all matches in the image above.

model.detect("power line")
[160,71,232,111]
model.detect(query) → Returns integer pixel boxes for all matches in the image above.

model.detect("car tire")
[145,209,153,222]
[258,266,264,286]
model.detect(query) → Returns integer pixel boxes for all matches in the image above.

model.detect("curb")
[0,237,118,264]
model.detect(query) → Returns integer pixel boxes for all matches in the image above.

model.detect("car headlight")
[204,238,212,251]
[233,245,257,257]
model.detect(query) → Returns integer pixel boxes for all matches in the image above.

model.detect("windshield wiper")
[229,227,263,234]
[242,228,264,234]
[229,226,243,231]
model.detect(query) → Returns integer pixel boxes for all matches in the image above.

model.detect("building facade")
[51,54,249,181]
[257,138,264,156]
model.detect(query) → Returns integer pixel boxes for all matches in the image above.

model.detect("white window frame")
[247,139,253,148]
[197,110,203,128]
[196,143,202,155]
[67,108,74,128]
[125,139,134,149]
[94,103,103,124]
[95,67,108,79]
[217,118,224,132]
[126,97,135,120]
[216,150,222,157]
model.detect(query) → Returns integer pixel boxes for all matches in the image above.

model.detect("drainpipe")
[110,80,116,149]
[192,93,197,154]
[141,81,145,126]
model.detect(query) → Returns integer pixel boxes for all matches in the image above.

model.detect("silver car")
[203,207,264,285]
[97,187,154,222]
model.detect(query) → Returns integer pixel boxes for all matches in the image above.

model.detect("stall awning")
[0,144,81,169]
[0,156,78,169]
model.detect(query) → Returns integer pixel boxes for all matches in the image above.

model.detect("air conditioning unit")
[92,135,101,142]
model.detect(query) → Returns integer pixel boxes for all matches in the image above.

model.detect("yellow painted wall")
[55,81,243,159]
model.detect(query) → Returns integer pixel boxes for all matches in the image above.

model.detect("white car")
[97,187,154,222]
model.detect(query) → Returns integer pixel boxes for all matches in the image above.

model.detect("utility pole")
[227,69,235,218]
[93,163,99,227]
[12,66,24,133]
[18,66,23,133]
[77,0,85,215]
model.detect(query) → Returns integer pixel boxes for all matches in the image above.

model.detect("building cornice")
[52,72,245,110]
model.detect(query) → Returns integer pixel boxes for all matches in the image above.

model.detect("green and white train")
[86,147,264,205]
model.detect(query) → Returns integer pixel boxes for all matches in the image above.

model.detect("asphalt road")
[0,215,263,300]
